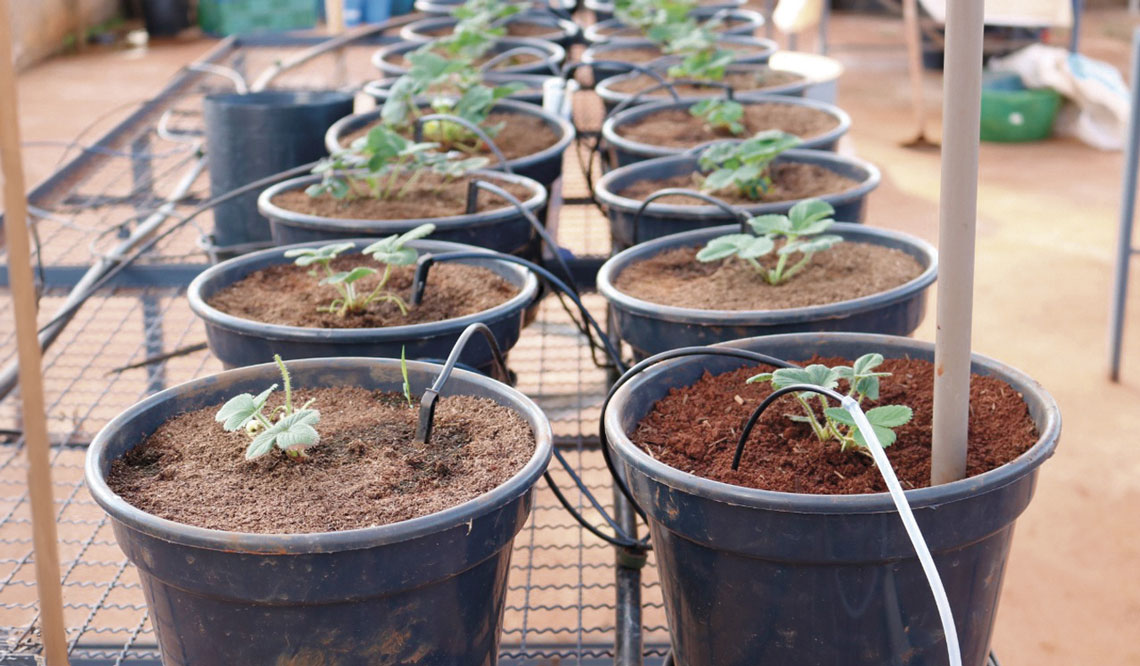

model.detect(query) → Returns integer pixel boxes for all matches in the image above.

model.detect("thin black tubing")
[598,347,798,526]
[415,322,511,444]
[730,384,847,470]
[413,113,513,173]
[629,188,749,246]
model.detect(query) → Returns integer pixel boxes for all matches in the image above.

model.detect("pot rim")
[582,34,778,64]
[594,150,882,216]
[594,63,812,105]
[603,332,1062,514]
[323,98,576,171]
[86,357,554,553]
[399,13,581,43]
[596,222,937,324]
[371,36,567,75]
[601,95,852,158]
[187,238,540,343]
[583,7,765,43]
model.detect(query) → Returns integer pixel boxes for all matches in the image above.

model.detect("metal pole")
[1108,28,1140,381]
[0,1,71,662]
[931,0,984,485]
[1069,0,1082,53]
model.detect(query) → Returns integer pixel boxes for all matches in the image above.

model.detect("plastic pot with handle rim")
[372,37,566,79]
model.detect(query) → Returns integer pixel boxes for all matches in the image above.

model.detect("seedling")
[400,347,414,408]
[215,354,321,461]
[746,353,913,455]
[697,129,801,200]
[451,0,526,25]
[307,124,488,203]
[696,199,843,285]
[690,97,744,135]
[283,224,436,317]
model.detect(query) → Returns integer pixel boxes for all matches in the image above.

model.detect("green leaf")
[700,168,736,193]
[853,424,899,449]
[770,364,839,391]
[748,214,792,235]
[245,409,321,460]
[321,266,377,286]
[865,405,913,428]
[397,223,437,245]
[695,234,751,262]
[788,198,835,226]
[823,406,855,426]
[284,242,354,266]
[792,234,843,255]
[852,353,884,376]
[738,235,775,259]
[215,385,276,431]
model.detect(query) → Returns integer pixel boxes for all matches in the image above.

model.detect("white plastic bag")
[989,44,1130,151]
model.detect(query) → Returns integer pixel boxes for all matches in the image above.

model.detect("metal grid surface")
[0,31,669,665]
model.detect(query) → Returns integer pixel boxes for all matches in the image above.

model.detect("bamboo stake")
[931,0,984,486]
[0,1,71,664]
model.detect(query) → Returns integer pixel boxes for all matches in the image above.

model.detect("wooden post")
[931,0,984,485]
[0,1,72,664]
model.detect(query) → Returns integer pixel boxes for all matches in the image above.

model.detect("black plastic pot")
[415,0,575,13]
[595,150,881,249]
[142,0,190,36]
[596,63,811,114]
[188,238,539,370]
[364,73,554,107]
[583,7,764,45]
[372,37,566,78]
[583,35,777,85]
[86,356,553,666]
[586,0,744,22]
[258,169,546,255]
[597,224,937,358]
[604,332,1061,666]
[202,90,355,252]
[324,100,575,190]
[602,96,851,169]
[400,12,582,48]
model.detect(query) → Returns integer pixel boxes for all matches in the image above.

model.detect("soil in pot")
[618,163,858,205]
[629,358,1039,495]
[596,42,761,65]
[342,114,560,161]
[607,69,805,98]
[596,16,753,39]
[106,389,534,533]
[613,243,922,310]
[207,257,519,328]
[389,49,542,69]
[421,21,560,38]
[615,103,840,148]
[270,172,536,220]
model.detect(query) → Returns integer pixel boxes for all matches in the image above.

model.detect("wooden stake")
[325,0,346,34]
[931,0,984,486]
[0,1,72,663]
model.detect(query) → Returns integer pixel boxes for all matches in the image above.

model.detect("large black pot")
[258,169,547,255]
[188,238,539,370]
[604,332,1061,666]
[583,7,764,45]
[372,37,566,78]
[203,90,355,253]
[595,150,881,249]
[583,35,777,85]
[87,356,553,665]
[595,63,811,114]
[602,96,851,169]
[597,223,937,358]
[324,99,575,190]
[400,12,582,48]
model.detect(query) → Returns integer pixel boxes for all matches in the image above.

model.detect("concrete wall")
[7,0,120,69]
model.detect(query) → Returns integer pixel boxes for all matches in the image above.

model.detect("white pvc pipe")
[931,0,984,486]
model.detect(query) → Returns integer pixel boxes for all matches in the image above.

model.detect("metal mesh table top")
[0,29,668,665]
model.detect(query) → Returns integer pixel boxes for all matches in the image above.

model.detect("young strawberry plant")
[283,224,436,318]
[215,354,321,461]
[690,97,745,135]
[696,199,843,285]
[697,129,801,199]
[746,353,913,455]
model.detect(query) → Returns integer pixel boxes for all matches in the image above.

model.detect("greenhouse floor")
[3,5,1140,666]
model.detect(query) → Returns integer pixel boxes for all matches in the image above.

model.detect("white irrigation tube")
[842,395,962,666]
[931,0,984,485]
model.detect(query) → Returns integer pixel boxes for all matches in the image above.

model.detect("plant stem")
[795,394,828,441]
[781,252,815,282]
[274,354,293,416]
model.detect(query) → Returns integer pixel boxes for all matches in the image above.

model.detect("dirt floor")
[3,6,1140,665]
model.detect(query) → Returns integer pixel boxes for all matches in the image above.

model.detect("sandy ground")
[2,6,1140,665]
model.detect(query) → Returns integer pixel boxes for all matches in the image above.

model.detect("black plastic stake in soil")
[630,188,749,245]
[412,113,513,173]
[414,322,511,446]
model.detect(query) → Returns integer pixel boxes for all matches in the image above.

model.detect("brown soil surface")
[613,242,922,310]
[596,17,752,38]
[630,358,1039,495]
[608,69,805,97]
[107,389,535,533]
[207,257,518,329]
[597,41,761,65]
[341,112,560,161]
[389,49,542,69]
[615,103,840,148]
[271,172,535,221]
[618,162,859,205]
[421,21,562,38]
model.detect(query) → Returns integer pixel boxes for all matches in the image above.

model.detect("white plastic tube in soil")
[840,394,963,666]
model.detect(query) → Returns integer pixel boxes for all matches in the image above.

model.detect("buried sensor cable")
[732,383,963,666]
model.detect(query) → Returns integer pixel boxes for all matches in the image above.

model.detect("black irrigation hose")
[731,384,848,470]
[629,188,748,246]
[597,347,798,527]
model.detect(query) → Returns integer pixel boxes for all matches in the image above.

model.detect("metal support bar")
[1109,28,1140,381]
[1070,0,1082,53]
[613,488,645,666]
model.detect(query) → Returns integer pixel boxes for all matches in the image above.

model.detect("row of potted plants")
[82,1,1060,665]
